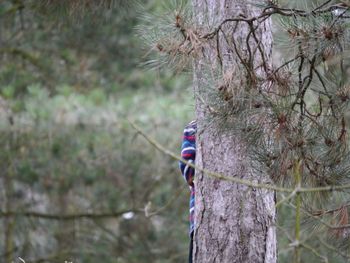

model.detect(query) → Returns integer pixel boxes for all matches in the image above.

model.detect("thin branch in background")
[318,237,350,260]
[146,185,187,218]
[300,242,329,263]
[312,0,333,13]
[286,201,350,231]
[0,209,139,220]
[276,188,298,208]
[272,55,301,75]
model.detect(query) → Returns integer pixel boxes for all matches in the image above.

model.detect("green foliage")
[137,0,197,72]
[0,0,151,95]
[0,84,194,262]
[0,0,195,262]
[5,0,350,262]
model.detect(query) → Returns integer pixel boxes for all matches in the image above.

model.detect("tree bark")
[192,1,277,262]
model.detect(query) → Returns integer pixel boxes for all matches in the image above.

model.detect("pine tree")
[141,0,350,262]
[191,1,277,262]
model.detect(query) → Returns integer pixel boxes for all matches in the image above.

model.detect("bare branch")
[128,120,350,194]
[0,209,139,220]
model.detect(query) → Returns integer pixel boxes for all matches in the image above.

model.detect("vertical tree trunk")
[4,175,15,263]
[56,186,76,262]
[192,1,277,262]
[4,139,15,263]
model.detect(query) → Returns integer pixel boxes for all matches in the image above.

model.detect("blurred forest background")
[0,1,194,262]
[0,0,349,263]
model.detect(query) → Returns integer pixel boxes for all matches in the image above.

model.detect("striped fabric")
[179,120,197,234]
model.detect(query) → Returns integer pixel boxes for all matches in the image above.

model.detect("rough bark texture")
[192,1,277,262]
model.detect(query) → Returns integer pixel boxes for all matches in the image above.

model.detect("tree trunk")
[4,140,15,263]
[192,1,277,262]
[56,186,76,262]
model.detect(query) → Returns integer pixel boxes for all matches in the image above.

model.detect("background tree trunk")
[192,1,277,262]
[3,138,15,263]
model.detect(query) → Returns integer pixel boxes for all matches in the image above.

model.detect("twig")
[0,209,139,220]
[294,160,302,263]
[301,242,329,263]
[128,119,290,192]
[276,188,298,208]
[319,237,350,260]
[128,120,350,194]
[146,185,187,217]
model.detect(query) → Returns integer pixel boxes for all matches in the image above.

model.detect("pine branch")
[300,242,328,263]
[286,201,350,231]
[128,119,291,193]
[319,237,350,260]
[128,120,350,194]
